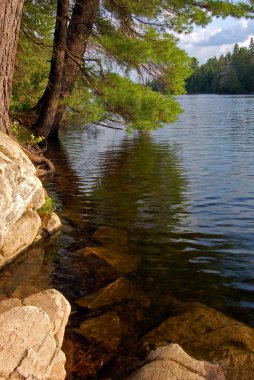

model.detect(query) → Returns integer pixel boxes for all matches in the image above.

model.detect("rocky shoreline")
[2,132,254,379]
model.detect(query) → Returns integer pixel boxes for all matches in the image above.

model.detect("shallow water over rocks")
[1,95,254,377]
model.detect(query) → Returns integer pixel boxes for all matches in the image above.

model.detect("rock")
[126,344,225,380]
[140,301,254,380]
[44,212,62,235]
[0,132,50,268]
[76,277,136,309]
[62,336,83,374]
[81,246,139,273]
[0,289,70,380]
[12,284,41,299]
[0,245,49,298]
[0,306,58,379]
[0,132,45,248]
[74,311,121,350]
[0,297,22,314]
[76,248,119,291]
[49,350,67,380]
[0,209,41,265]
[23,289,71,349]
[93,226,128,247]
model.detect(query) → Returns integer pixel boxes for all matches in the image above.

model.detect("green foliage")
[30,134,45,144]
[100,74,182,130]
[11,120,45,145]
[11,0,55,111]
[65,82,106,124]
[73,0,254,129]
[97,28,192,95]
[11,0,254,132]
[38,196,55,216]
[10,120,20,136]
[186,39,254,94]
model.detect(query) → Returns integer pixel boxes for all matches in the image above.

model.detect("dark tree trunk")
[33,0,99,140]
[32,0,69,138]
[0,0,24,134]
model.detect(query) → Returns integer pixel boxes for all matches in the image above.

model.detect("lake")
[1,94,254,374]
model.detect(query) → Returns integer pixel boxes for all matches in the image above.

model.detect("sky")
[178,17,254,63]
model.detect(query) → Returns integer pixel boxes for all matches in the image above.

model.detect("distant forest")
[186,39,254,94]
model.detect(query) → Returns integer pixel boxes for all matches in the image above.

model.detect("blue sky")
[178,17,254,63]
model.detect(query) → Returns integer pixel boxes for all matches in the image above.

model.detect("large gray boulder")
[0,289,71,380]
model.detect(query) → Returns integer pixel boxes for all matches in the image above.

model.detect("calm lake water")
[1,94,254,330]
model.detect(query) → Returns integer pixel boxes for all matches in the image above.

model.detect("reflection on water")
[1,95,254,328]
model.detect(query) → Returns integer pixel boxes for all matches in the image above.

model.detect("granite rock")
[126,344,225,380]
[0,289,70,380]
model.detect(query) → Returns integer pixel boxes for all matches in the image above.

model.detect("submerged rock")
[0,245,51,299]
[140,301,254,380]
[74,311,121,350]
[126,344,225,380]
[0,289,70,380]
[76,277,136,309]
[93,226,128,247]
[81,246,139,273]
[75,247,119,292]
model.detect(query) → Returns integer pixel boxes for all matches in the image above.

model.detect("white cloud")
[177,17,254,63]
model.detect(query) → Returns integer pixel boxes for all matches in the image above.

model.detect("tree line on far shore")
[186,39,254,94]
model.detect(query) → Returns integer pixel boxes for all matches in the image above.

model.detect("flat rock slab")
[127,344,225,380]
[74,311,121,350]
[76,277,136,309]
[81,246,139,273]
[140,301,254,380]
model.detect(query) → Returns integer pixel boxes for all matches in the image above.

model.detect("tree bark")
[33,0,99,140]
[32,0,69,137]
[0,0,24,134]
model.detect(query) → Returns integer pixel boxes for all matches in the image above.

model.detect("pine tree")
[246,38,254,91]
[18,0,254,139]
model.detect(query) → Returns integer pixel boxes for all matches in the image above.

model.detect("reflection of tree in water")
[45,140,92,230]
[86,133,188,291]
[88,132,187,233]
[86,133,235,313]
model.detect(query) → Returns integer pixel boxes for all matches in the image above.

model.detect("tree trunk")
[32,0,69,137]
[0,0,24,134]
[34,0,99,140]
